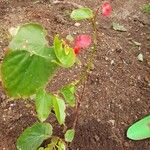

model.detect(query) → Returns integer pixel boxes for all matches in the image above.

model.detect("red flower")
[102,2,112,16]
[73,35,92,54]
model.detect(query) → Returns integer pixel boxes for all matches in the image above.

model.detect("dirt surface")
[0,0,150,150]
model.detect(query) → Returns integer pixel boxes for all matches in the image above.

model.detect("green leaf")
[38,148,45,150]
[1,50,57,98]
[1,23,59,98]
[142,4,150,13]
[71,8,94,21]
[54,35,75,68]
[58,140,66,150]
[9,23,47,56]
[112,22,127,32]
[65,129,75,142]
[47,137,59,150]
[9,23,57,61]
[17,122,53,150]
[36,90,53,122]
[52,96,66,125]
[127,115,150,140]
[38,137,65,150]
[60,84,76,107]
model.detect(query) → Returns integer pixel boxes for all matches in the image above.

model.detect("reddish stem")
[73,79,87,129]
[71,7,98,140]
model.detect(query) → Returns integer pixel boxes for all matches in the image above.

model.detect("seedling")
[0,2,112,150]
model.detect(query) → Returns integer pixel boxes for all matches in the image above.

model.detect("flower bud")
[102,2,112,16]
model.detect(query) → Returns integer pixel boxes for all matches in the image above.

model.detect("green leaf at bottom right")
[127,115,150,140]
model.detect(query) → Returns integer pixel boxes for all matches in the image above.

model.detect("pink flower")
[74,35,92,55]
[102,2,112,16]
[73,35,91,54]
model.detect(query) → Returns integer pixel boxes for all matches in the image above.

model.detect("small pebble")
[105,57,109,61]
[2,115,6,121]
[10,103,15,107]
[74,22,81,27]
[108,119,115,126]
[137,53,144,62]
[124,142,130,147]
[73,32,77,35]
[85,105,89,108]
[97,118,101,122]
[8,107,12,110]
[94,135,100,141]
[111,60,115,65]
[137,75,141,80]
[95,22,99,25]
[144,75,150,83]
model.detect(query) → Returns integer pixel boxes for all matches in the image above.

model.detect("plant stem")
[76,19,98,86]
[72,17,98,130]
[73,79,86,129]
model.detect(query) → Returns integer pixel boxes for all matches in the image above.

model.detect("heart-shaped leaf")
[127,115,150,140]
[1,50,57,97]
[1,23,58,98]
[36,90,53,122]
[71,8,94,21]
[60,84,76,107]
[52,95,66,125]
[65,129,75,142]
[17,122,53,150]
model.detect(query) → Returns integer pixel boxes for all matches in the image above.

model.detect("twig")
[69,79,87,148]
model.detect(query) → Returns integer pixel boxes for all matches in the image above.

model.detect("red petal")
[74,46,80,55]
[74,35,92,49]
[102,2,112,17]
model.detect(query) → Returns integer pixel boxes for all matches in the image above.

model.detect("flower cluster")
[72,2,112,54]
